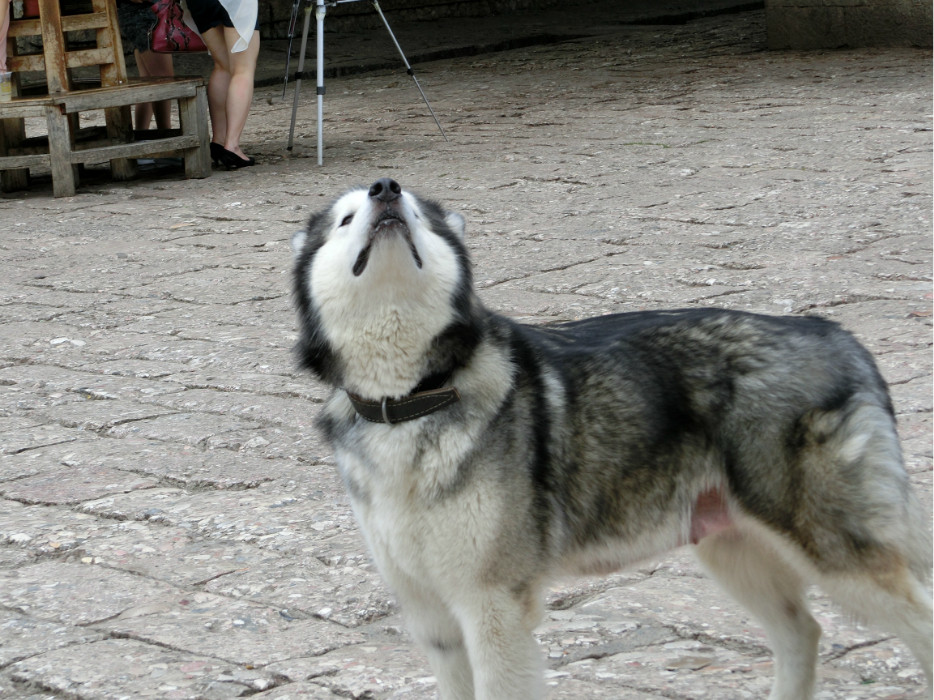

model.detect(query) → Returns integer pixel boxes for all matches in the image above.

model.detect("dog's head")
[292,179,479,399]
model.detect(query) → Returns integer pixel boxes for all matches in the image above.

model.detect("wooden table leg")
[179,86,210,179]
[0,118,31,192]
[46,106,77,197]
[104,105,137,181]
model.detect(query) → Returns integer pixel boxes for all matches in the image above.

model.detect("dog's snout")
[369,178,402,203]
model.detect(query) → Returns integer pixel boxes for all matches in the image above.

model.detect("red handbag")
[149,0,207,53]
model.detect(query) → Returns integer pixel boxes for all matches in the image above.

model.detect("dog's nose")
[368,178,402,203]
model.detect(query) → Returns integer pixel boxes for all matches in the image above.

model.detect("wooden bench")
[0,0,210,196]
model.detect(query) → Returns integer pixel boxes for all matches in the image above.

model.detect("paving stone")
[0,609,104,667]
[0,4,929,698]
[97,592,365,668]
[264,641,437,699]
[0,422,84,456]
[37,397,178,432]
[78,480,357,549]
[0,363,187,399]
[202,552,394,628]
[6,637,278,698]
[251,681,345,698]
[0,465,157,505]
[104,412,265,447]
[0,561,180,626]
[143,389,323,431]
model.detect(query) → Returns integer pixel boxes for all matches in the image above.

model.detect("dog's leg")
[819,562,933,686]
[413,617,475,700]
[695,528,821,700]
[406,610,475,700]
[456,586,545,700]
[391,575,475,700]
[792,402,933,686]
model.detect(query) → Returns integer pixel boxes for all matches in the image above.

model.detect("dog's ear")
[290,230,307,259]
[445,212,466,240]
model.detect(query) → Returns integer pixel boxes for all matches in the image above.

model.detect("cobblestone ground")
[1,8,932,699]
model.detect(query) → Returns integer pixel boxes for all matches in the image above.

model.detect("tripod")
[283,0,448,165]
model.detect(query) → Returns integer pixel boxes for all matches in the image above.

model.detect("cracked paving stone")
[250,680,347,698]
[0,422,84,455]
[98,591,365,668]
[104,412,265,447]
[202,554,395,629]
[142,389,322,433]
[6,637,279,698]
[77,485,358,548]
[42,436,283,490]
[37,398,178,432]
[1,462,158,506]
[0,561,182,626]
[264,641,438,699]
[0,609,104,667]
[0,363,187,399]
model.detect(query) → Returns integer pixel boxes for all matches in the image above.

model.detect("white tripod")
[284,0,448,165]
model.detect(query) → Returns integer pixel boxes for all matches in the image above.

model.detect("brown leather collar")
[345,372,460,424]
[347,386,460,424]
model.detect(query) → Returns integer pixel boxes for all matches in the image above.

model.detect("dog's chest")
[332,421,493,578]
[336,443,462,578]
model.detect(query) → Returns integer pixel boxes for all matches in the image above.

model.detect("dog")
[291,178,933,700]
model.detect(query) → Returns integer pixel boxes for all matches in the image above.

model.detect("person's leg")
[220,27,259,160]
[131,50,154,129]
[135,50,175,129]
[197,25,232,148]
[0,0,11,72]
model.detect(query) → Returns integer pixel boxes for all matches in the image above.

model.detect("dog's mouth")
[352,209,423,277]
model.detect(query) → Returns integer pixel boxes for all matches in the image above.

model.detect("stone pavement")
[1,5,932,699]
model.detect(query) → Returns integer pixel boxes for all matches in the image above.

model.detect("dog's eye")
[340,214,354,227]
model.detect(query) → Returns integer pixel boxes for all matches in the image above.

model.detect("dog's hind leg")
[792,402,933,686]
[819,565,933,686]
[695,527,821,700]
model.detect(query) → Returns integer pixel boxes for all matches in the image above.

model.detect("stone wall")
[260,0,565,39]
[765,0,932,48]
[264,0,930,48]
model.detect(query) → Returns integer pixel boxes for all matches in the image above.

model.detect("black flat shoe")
[219,147,256,170]
[209,142,225,165]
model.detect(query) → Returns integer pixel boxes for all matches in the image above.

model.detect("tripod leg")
[316,0,326,165]
[282,0,303,99]
[288,2,314,151]
[370,0,448,142]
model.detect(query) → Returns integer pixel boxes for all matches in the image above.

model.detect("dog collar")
[345,372,460,424]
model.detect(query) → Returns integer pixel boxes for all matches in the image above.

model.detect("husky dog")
[291,178,932,700]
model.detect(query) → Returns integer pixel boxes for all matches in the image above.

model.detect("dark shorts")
[186,0,260,34]
[117,1,157,53]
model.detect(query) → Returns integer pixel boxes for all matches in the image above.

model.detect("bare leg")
[0,0,10,73]
[220,27,259,159]
[199,26,230,147]
[134,50,175,130]
[198,25,259,159]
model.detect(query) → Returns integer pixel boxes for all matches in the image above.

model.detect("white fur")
[308,189,464,399]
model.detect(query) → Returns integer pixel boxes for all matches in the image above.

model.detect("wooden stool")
[0,0,210,196]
